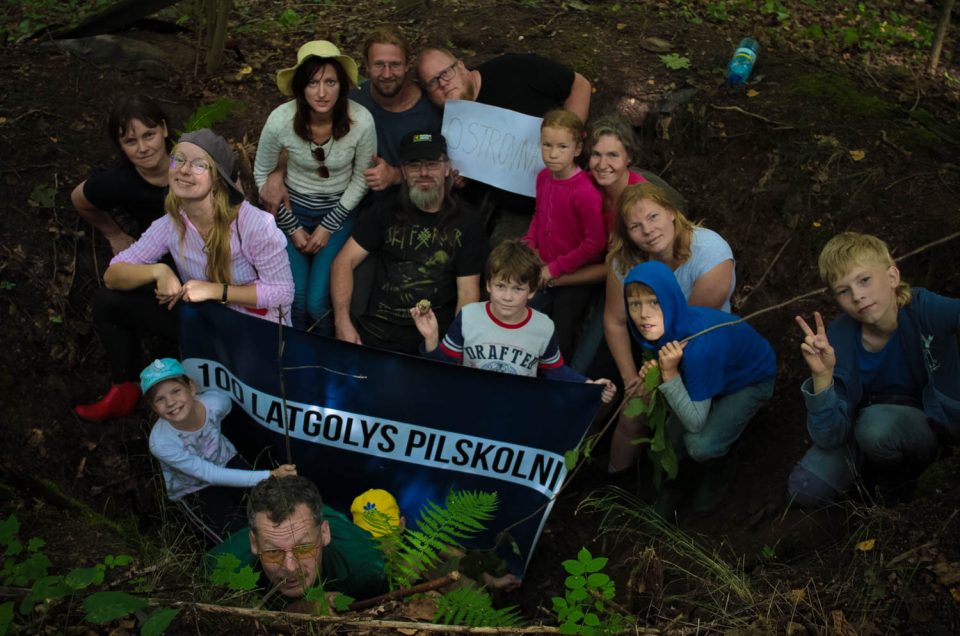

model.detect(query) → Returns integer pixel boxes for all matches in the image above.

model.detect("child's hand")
[657,341,686,382]
[539,265,553,289]
[409,305,439,351]
[270,464,297,478]
[587,378,617,403]
[637,359,660,395]
[795,312,836,391]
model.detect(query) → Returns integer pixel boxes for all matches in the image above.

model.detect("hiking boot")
[653,478,685,522]
[74,382,141,421]
[691,457,732,515]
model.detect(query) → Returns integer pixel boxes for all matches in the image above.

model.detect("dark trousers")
[528,284,598,362]
[92,285,179,382]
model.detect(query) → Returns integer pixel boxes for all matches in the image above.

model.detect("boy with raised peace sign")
[788,232,960,506]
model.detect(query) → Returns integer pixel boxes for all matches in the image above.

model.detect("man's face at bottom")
[250,503,331,598]
[402,158,450,210]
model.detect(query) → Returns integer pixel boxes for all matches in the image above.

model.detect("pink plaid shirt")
[112,202,294,324]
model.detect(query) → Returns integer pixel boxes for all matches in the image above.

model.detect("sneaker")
[74,382,141,421]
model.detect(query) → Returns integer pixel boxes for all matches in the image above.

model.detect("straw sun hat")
[276,40,360,97]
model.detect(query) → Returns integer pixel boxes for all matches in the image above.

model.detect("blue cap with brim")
[140,358,187,394]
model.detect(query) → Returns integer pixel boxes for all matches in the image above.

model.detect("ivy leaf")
[141,607,180,636]
[659,53,691,70]
[83,591,147,624]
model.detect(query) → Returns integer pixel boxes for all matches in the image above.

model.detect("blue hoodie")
[624,261,776,401]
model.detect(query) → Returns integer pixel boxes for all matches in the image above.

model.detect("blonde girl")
[523,109,605,359]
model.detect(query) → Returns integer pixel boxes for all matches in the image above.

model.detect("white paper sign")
[441,100,544,198]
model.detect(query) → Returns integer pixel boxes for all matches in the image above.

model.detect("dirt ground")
[2,0,960,633]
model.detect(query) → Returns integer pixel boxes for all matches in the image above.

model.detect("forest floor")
[1,0,960,634]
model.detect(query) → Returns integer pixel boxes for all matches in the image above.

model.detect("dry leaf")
[931,558,960,586]
[788,588,807,603]
[950,587,960,602]
[830,609,858,636]
[616,23,626,30]
[849,149,866,161]
[747,89,760,97]
[857,538,876,552]
[0,117,7,125]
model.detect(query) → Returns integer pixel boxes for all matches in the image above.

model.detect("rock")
[43,35,168,79]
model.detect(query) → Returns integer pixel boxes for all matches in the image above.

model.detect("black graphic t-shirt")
[352,196,486,332]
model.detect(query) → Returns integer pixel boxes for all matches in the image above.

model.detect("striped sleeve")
[537,331,564,370]
[437,312,466,362]
[274,202,301,235]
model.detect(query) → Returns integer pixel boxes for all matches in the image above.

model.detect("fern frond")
[385,490,499,589]
[434,585,524,627]
[179,99,246,135]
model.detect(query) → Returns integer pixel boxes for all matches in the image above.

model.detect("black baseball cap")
[399,131,447,162]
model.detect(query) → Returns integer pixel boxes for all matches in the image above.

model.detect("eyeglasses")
[258,543,320,565]
[423,59,458,92]
[170,154,211,175]
[402,159,445,172]
[312,145,330,179]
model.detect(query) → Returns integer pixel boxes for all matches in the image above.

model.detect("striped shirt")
[111,202,294,324]
[253,99,376,234]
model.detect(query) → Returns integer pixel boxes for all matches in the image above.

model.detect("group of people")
[67,25,958,602]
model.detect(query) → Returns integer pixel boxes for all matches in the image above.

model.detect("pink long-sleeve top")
[525,168,605,278]
[111,202,294,324]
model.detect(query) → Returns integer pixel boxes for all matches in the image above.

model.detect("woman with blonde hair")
[604,182,734,396]
[75,129,293,421]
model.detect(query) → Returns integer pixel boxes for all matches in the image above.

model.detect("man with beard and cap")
[331,131,486,354]
[609,260,776,518]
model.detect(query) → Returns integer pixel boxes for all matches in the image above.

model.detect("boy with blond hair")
[411,239,615,402]
[789,232,960,505]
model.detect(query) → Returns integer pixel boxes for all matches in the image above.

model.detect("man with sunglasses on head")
[247,475,386,605]
[331,130,485,354]
[415,48,591,240]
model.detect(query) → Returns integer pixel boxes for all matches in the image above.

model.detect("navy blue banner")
[178,303,602,575]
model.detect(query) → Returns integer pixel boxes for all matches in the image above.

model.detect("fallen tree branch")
[709,104,792,129]
[150,598,564,633]
[348,571,460,612]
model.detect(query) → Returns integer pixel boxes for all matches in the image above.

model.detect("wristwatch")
[220,284,229,304]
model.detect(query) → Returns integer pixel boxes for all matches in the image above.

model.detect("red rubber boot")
[74,382,141,421]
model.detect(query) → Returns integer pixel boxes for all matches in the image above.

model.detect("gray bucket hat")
[177,129,245,205]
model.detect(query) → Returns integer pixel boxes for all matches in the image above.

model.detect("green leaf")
[83,591,147,624]
[623,397,645,417]
[584,612,601,626]
[141,607,180,636]
[26,538,44,553]
[552,597,568,611]
[28,184,56,209]
[562,559,585,576]
[559,623,579,634]
[277,8,301,27]
[568,587,588,602]
[659,53,691,70]
[586,572,610,587]
[305,584,330,615]
[181,99,246,134]
[584,556,608,573]
[577,547,592,563]
[565,574,585,590]
[65,564,105,590]
[629,437,652,446]
[643,364,662,392]
[563,449,579,471]
[566,0,589,10]
[209,553,259,591]
[105,554,133,568]
[331,593,354,612]
[0,601,13,635]
[3,539,21,558]
[20,575,71,615]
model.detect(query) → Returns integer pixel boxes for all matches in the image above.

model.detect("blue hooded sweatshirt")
[624,261,776,401]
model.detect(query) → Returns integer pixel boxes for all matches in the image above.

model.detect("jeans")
[528,284,597,362]
[286,199,354,330]
[667,378,775,462]
[787,403,939,506]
